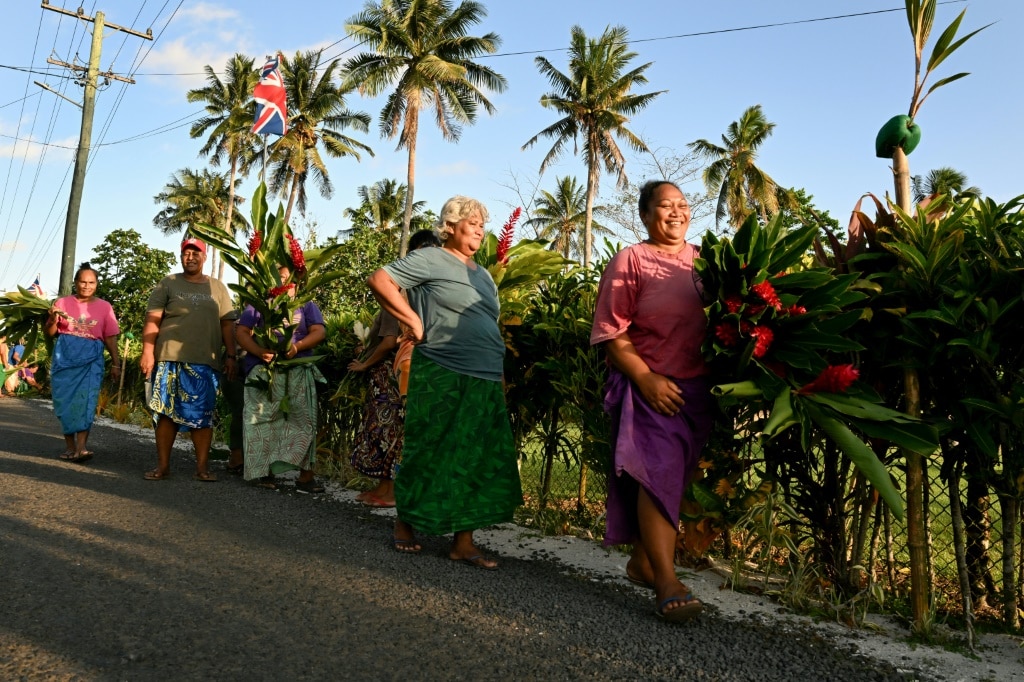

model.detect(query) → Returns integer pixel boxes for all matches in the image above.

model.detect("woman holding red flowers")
[235,265,326,493]
[591,180,715,623]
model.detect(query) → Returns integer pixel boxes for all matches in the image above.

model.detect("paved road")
[1,397,913,681]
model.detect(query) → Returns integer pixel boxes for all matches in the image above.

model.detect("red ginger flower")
[797,364,860,395]
[285,234,305,270]
[268,284,291,298]
[724,295,743,314]
[786,304,807,316]
[497,207,521,265]
[751,281,782,310]
[750,325,774,358]
[745,303,766,318]
[715,323,740,347]
[247,232,262,258]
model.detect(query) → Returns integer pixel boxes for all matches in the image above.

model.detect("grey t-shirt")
[383,248,504,381]
[147,274,236,369]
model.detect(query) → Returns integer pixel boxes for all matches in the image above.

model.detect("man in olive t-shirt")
[140,238,237,482]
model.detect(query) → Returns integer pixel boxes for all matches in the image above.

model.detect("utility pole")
[39,2,152,295]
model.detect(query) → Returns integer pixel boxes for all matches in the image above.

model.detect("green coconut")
[875,115,922,158]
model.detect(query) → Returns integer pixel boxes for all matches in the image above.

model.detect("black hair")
[637,180,682,216]
[74,262,98,281]
[409,229,442,251]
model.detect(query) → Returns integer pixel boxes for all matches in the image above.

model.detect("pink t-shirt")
[590,242,709,380]
[53,296,120,340]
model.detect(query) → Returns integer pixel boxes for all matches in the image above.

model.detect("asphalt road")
[0,397,915,681]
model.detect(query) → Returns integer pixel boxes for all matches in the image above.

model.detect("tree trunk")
[948,461,976,652]
[965,457,995,608]
[219,156,239,281]
[892,147,912,213]
[583,133,599,269]
[998,494,1019,628]
[284,171,300,226]
[399,102,420,258]
[903,366,930,633]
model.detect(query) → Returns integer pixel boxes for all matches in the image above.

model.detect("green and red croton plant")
[694,214,938,522]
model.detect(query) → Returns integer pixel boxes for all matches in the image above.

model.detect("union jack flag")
[252,53,287,136]
[28,275,43,297]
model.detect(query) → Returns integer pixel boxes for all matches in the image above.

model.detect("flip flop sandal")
[362,493,396,508]
[655,593,703,622]
[67,451,93,464]
[392,538,422,554]
[193,471,218,482]
[143,469,170,481]
[626,572,656,590]
[225,462,243,475]
[457,554,499,571]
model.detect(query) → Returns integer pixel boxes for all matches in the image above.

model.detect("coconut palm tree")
[270,50,374,225]
[912,166,981,203]
[187,53,260,278]
[153,168,248,246]
[525,176,611,259]
[688,104,795,230]
[343,178,428,232]
[523,26,661,268]
[343,0,506,256]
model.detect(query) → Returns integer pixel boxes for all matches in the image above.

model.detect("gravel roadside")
[2,397,930,680]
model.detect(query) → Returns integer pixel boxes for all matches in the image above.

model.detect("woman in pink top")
[45,262,121,463]
[591,181,715,622]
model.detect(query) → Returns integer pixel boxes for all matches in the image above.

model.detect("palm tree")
[270,50,374,225]
[153,168,248,249]
[911,166,981,203]
[187,53,260,279]
[525,176,611,259]
[688,104,795,230]
[343,0,507,256]
[522,25,661,269]
[343,178,428,232]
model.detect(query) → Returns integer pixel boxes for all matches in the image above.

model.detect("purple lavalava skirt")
[603,369,715,546]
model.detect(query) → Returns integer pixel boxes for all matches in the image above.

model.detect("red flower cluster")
[724,295,743,313]
[247,233,262,258]
[497,206,521,265]
[715,323,740,347]
[268,284,290,298]
[285,234,305,271]
[797,364,860,395]
[750,325,774,358]
[751,281,782,310]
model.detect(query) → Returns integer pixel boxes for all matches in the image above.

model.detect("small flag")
[29,275,43,297]
[252,53,287,136]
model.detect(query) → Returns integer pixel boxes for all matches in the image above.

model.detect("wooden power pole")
[39,2,152,295]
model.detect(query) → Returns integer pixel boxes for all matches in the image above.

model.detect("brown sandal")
[143,469,170,481]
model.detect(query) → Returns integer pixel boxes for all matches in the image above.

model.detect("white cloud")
[425,160,479,178]
[0,241,27,253]
[177,2,240,23]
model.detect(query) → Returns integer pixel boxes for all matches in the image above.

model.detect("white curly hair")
[436,195,490,242]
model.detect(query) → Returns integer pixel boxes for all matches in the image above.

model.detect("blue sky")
[1,0,1021,294]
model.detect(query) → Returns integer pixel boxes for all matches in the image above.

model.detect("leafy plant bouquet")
[190,184,346,411]
[693,214,938,525]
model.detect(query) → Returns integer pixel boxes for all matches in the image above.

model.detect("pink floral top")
[53,296,120,340]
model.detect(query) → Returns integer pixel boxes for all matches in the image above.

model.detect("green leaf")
[690,481,725,513]
[807,405,904,519]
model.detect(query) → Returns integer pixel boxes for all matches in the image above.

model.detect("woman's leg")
[636,487,701,617]
[392,518,421,553]
[449,530,497,569]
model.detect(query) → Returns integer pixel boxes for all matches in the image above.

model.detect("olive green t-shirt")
[383,248,504,381]
[147,274,236,369]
